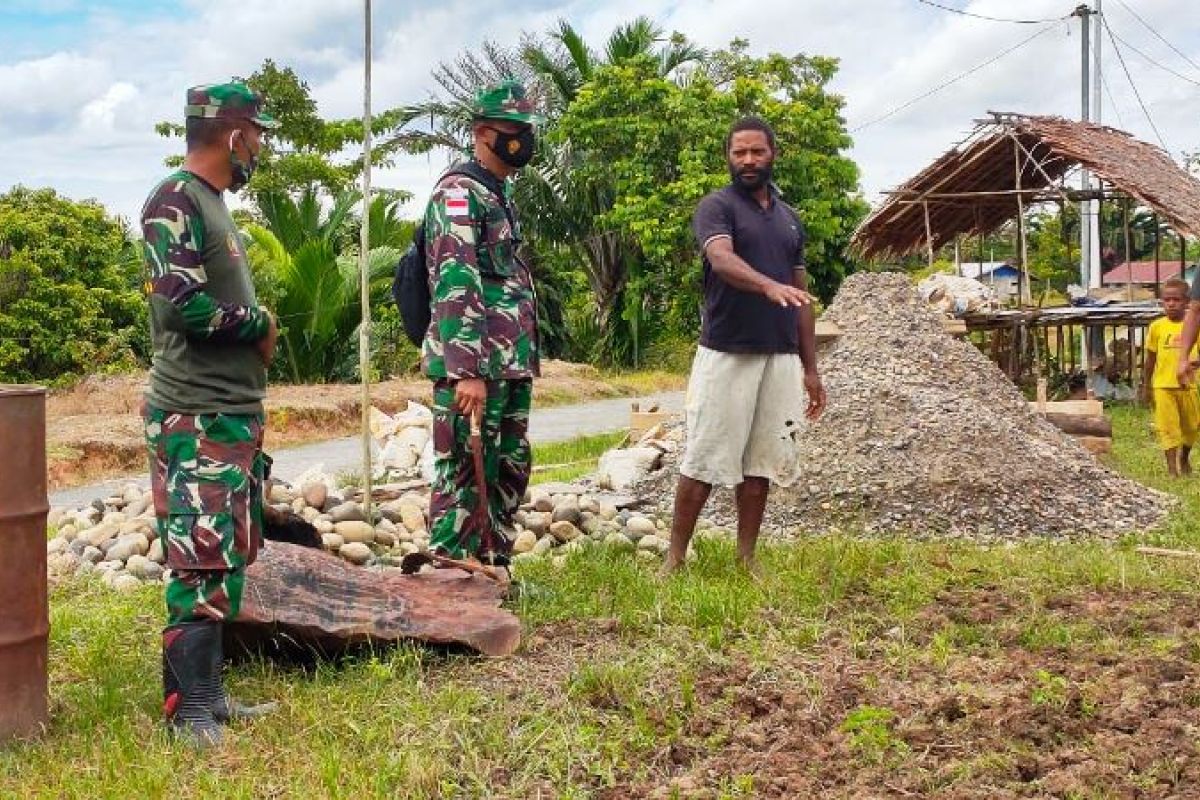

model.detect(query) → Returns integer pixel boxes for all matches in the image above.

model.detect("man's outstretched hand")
[804,371,826,420]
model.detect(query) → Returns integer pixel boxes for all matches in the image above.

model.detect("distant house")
[958,261,1020,302]
[1101,261,1198,287]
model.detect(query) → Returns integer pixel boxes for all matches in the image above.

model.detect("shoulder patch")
[443,187,470,216]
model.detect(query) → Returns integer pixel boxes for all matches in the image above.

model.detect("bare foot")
[737,556,764,579]
[658,556,686,579]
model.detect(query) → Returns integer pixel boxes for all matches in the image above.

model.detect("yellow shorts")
[1153,388,1200,451]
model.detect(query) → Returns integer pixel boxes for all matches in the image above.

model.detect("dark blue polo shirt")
[692,184,806,354]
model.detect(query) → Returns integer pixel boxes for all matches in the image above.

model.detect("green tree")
[0,187,145,382]
[243,188,405,382]
[156,60,423,199]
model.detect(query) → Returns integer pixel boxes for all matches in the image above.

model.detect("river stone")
[81,545,105,565]
[300,506,321,523]
[339,542,372,565]
[48,509,66,528]
[334,521,375,544]
[329,502,366,524]
[102,511,127,526]
[300,481,328,509]
[374,530,397,548]
[113,574,143,593]
[108,533,150,563]
[523,512,549,536]
[147,538,165,564]
[85,522,120,549]
[532,493,554,513]
[399,542,420,556]
[552,499,581,525]
[124,496,151,519]
[625,516,656,537]
[58,523,78,542]
[314,519,334,535]
[126,555,154,578]
[268,484,295,504]
[532,536,555,556]
[68,538,89,556]
[550,521,582,543]
[603,532,635,551]
[512,530,537,554]
[638,535,668,554]
[47,537,68,555]
[399,504,426,533]
[322,533,345,551]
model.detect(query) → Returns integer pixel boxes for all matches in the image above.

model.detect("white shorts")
[679,346,805,488]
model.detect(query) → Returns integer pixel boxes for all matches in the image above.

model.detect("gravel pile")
[641,272,1171,538]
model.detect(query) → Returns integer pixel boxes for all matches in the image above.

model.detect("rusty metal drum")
[0,385,49,742]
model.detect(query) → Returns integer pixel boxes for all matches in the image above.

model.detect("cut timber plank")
[1028,399,1104,416]
[816,317,965,342]
[630,410,672,439]
[1073,435,1112,455]
[1137,546,1200,560]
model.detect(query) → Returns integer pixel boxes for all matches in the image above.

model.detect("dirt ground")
[44,361,669,490]
[503,588,1200,799]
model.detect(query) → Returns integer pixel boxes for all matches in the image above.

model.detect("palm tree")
[245,188,404,382]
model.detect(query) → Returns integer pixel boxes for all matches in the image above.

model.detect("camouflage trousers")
[429,378,532,561]
[143,405,267,626]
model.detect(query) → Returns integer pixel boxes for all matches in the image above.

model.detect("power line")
[1104,22,1200,88]
[914,0,1067,24]
[1099,64,1126,129]
[1101,16,1170,151]
[1112,0,1200,74]
[851,22,1060,133]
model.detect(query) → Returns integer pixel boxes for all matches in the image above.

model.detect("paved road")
[49,391,684,509]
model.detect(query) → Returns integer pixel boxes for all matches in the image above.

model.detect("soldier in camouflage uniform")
[141,82,279,747]
[423,81,543,570]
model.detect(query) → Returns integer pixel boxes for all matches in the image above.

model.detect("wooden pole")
[1153,214,1161,291]
[1013,140,1031,305]
[358,0,374,516]
[1123,197,1133,303]
[923,201,935,268]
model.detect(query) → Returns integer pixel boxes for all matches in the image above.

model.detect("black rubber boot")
[209,623,278,724]
[162,622,223,748]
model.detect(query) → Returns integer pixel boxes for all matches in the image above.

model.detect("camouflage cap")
[185,82,279,130]
[471,79,543,125]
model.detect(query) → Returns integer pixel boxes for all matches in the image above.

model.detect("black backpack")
[392,161,509,347]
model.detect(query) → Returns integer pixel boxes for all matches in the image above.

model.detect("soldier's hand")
[763,281,814,308]
[257,310,278,367]
[455,378,487,419]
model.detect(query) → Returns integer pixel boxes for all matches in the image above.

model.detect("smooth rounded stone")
[95,559,123,574]
[48,509,66,528]
[113,574,144,593]
[399,542,420,556]
[399,504,426,534]
[339,542,372,565]
[119,519,153,537]
[301,481,329,509]
[102,510,127,526]
[47,536,69,555]
[75,561,96,577]
[603,532,635,551]
[333,521,375,544]
[122,485,143,504]
[147,538,165,564]
[513,509,528,527]
[48,553,80,575]
[322,533,345,551]
[552,499,581,525]
[598,502,619,521]
[581,516,605,537]
[108,532,151,563]
[523,512,550,536]
[84,522,120,548]
[549,521,582,543]
[512,529,538,554]
[321,494,345,514]
[636,549,660,563]
[291,497,307,515]
[68,537,89,556]
[532,493,554,513]
[79,546,104,565]
[579,495,600,515]
[301,506,321,523]
[615,510,632,526]
[374,530,397,548]
[314,519,334,535]
[126,555,155,579]
[141,562,165,582]
[124,496,151,519]
[268,484,295,504]
[532,536,556,556]
[625,516,656,537]
[57,523,78,542]
[329,502,366,524]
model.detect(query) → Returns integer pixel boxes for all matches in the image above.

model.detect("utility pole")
[1074,4,1096,290]
[1089,0,1103,288]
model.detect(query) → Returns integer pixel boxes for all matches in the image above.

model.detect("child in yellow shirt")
[1142,278,1200,476]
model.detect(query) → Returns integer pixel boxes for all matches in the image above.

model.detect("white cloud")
[79,81,139,132]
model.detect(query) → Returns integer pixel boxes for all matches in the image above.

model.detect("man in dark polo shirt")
[1173,271,1200,386]
[663,116,827,576]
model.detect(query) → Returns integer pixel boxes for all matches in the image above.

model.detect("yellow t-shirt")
[1147,316,1199,389]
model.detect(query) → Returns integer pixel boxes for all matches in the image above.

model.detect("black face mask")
[486,125,536,168]
[729,160,774,192]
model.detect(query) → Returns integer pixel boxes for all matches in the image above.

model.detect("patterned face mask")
[228,129,260,192]
[485,125,535,168]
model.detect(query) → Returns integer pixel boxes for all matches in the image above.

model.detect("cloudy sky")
[0,0,1197,225]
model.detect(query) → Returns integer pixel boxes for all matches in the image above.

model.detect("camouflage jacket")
[422,167,540,381]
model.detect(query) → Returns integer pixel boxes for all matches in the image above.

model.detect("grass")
[10,402,1200,797]
[531,431,628,485]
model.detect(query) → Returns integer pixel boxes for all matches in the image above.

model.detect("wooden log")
[1136,546,1200,560]
[226,542,521,659]
[1042,412,1112,438]
[1073,435,1112,455]
[1029,399,1104,416]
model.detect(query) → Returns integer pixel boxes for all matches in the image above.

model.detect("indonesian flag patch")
[443,187,469,216]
